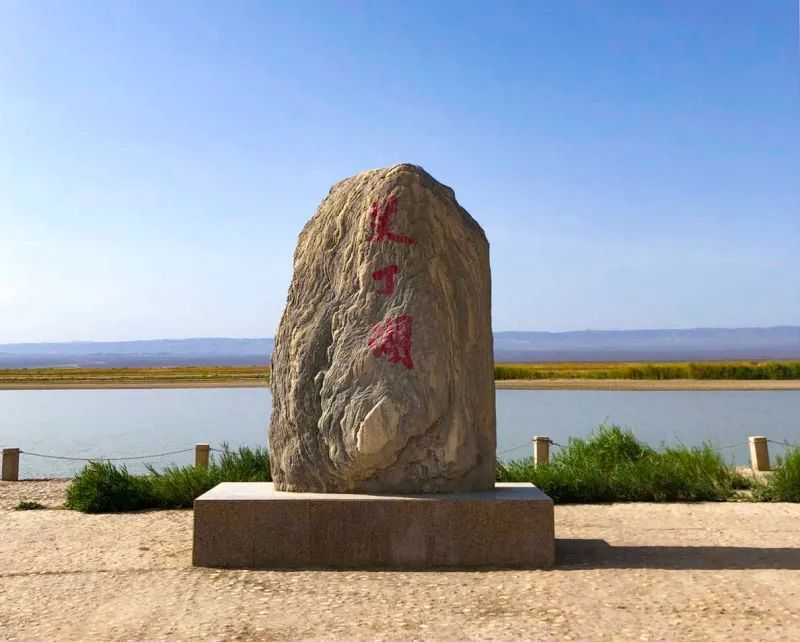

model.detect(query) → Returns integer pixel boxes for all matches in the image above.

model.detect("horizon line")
[1,324,798,347]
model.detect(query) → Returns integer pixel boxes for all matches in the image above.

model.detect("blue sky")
[1,1,797,342]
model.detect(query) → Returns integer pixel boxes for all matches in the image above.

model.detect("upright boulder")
[269,164,495,493]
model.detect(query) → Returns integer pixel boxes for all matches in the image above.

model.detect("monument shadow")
[556,539,800,570]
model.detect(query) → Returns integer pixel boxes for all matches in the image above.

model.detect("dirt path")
[1,481,799,640]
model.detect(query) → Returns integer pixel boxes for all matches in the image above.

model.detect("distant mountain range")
[0,326,797,368]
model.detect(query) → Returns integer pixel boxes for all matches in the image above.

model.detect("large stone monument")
[193,164,554,568]
[269,163,495,494]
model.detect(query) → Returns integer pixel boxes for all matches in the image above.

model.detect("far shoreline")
[2,379,800,391]
[495,379,800,391]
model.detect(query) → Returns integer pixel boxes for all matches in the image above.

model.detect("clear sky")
[1,1,797,342]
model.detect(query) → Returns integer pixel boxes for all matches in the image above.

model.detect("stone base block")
[193,482,554,569]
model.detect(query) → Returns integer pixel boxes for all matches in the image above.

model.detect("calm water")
[1,388,798,478]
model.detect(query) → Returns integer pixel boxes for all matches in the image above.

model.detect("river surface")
[1,388,798,478]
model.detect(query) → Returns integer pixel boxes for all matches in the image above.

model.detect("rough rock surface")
[269,164,495,493]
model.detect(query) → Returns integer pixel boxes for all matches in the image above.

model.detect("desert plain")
[1,480,799,641]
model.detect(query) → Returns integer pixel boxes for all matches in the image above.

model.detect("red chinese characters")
[368,195,417,245]
[368,315,414,370]
[366,195,416,370]
[371,264,398,296]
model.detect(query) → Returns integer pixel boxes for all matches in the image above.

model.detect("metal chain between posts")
[19,447,195,462]
[767,439,800,449]
[713,439,799,451]
[13,437,797,466]
[497,438,777,457]
[498,438,567,457]
[497,443,530,456]
[717,442,748,451]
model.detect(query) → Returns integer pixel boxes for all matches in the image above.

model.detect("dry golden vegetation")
[0,366,270,387]
[494,360,800,380]
[0,361,798,388]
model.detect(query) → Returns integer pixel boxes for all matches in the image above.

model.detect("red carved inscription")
[371,264,399,296]
[369,195,417,245]
[368,315,414,369]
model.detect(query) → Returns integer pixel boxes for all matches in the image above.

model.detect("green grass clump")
[66,461,157,513]
[14,500,46,510]
[147,445,270,508]
[498,425,744,503]
[146,464,221,509]
[753,446,800,502]
[66,445,271,513]
[215,444,271,481]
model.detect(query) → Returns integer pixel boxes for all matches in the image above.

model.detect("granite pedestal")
[193,482,554,569]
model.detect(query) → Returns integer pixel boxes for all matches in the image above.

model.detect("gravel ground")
[1,480,799,641]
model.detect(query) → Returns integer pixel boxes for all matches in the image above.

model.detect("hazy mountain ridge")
[491,326,800,362]
[494,326,800,344]
[0,338,275,356]
[0,327,797,368]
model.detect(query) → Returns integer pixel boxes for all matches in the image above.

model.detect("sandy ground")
[2,379,799,391]
[1,481,799,641]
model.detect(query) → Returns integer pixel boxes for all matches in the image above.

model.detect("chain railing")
[2,435,798,481]
[18,447,196,462]
[1,443,212,481]
[497,435,798,470]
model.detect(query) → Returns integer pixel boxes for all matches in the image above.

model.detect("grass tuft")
[752,446,800,502]
[65,461,156,513]
[66,445,270,513]
[216,443,271,481]
[64,434,796,512]
[146,464,221,509]
[498,425,745,503]
[14,500,47,510]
